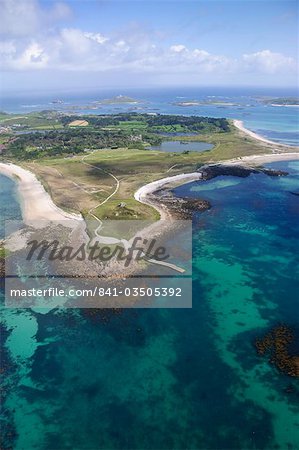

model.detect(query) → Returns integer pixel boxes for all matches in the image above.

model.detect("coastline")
[0,135,298,276]
[0,162,82,227]
[134,152,299,215]
[134,172,202,219]
[233,119,296,148]
[225,152,299,165]
[0,116,298,227]
[1,152,299,228]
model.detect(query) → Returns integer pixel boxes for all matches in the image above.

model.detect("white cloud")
[49,2,72,21]
[60,28,92,55]
[0,0,297,89]
[167,45,233,73]
[115,40,130,53]
[0,0,72,37]
[0,40,16,55]
[0,0,40,36]
[242,50,296,73]
[84,32,109,45]
[11,42,49,69]
[0,11,296,80]
[170,44,187,53]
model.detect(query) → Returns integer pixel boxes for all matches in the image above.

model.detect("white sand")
[233,120,297,148]
[134,173,202,219]
[227,152,299,166]
[0,162,82,228]
[135,172,202,201]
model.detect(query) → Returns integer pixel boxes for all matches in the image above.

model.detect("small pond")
[149,140,213,152]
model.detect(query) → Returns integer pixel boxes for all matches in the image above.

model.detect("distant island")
[51,99,64,104]
[100,95,141,105]
[262,97,299,106]
[174,101,201,107]
[173,100,240,107]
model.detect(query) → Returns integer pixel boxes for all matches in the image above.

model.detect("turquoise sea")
[1,162,299,449]
[1,89,299,449]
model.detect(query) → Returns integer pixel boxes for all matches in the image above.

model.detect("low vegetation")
[3,112,230,160]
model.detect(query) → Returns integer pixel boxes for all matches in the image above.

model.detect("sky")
[0,0,298,93]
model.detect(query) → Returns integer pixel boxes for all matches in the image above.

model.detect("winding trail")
[80,153,188,272]
[80,151,123,250]
[81,152,120,212]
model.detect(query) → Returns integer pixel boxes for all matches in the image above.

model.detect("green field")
[0,111,64,131]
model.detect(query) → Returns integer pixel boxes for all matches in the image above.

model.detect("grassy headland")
[0,111,296,220]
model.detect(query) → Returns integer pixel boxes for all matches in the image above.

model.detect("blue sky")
[0,0,297,92]
[70,1,297,55]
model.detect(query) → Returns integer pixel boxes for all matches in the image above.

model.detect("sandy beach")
[233,119,296,148]
[0,162,82,227]
[134,172,202,219]
[227,152,299,165]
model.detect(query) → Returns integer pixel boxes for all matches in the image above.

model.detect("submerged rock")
[255,324,299,378]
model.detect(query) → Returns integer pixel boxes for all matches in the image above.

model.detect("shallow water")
[0,174,22,236]
[1,162,299,449]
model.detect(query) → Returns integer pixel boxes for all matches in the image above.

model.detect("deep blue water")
[1,86,298,146]
[1,160,299,449]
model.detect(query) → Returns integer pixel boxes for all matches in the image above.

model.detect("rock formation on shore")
[200,164,288,180]
[150,189,211,219]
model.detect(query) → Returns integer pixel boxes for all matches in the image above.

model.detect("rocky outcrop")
[150,189,211,219]
[200,164,288,180]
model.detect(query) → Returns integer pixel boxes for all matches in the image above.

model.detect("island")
[261,97,299,106]
[99,95,141,104]
[173,100,240,107]
[0,111,297,223]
